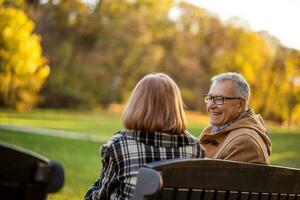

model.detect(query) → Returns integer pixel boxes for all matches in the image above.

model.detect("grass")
[269,133,300,167]
[0,108,300,199]
[0,109,209,136]
[0,109,122,136]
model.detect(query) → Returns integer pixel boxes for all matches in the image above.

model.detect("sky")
[187,0,300,50]
[82,0,300,50]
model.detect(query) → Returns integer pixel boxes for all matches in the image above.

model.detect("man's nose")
[207,100,217,109]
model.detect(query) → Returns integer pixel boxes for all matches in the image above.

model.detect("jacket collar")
[118,130,199,148]
[212,109,254,133]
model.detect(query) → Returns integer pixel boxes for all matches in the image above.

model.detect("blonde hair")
[122,73,186,134]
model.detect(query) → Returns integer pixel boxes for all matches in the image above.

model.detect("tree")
[262,47,300,126]
[0,7,49,110]
[169,2,225,110]
[85,0,174,106]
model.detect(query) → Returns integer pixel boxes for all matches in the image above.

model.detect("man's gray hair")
[211,72,250,102]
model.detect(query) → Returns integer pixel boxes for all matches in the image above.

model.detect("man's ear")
[237,98,246,112]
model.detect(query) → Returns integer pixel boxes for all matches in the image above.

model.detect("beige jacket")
[199,109,272,164]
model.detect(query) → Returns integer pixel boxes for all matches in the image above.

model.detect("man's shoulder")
[222,129,271,157]
[218,130,263,157]
[225,127,261,141]
[225,130,260,144]
[225,125,271,151]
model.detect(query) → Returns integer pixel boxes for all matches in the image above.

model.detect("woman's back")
[86,130,204,200]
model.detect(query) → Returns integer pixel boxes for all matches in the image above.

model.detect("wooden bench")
[0,141,64,200]
[133,158,300,200]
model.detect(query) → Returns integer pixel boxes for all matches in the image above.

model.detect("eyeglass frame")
[203,95,242,105]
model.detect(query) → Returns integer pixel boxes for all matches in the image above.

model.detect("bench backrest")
[133,158,300,200]
[0,142,64,200]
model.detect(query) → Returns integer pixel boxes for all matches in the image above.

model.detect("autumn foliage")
[0,0,299,126]
[0,7,49,111]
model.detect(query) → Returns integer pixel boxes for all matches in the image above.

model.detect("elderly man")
[199,72,272,164]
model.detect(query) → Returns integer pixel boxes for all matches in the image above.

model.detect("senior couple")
[85,72,272,200]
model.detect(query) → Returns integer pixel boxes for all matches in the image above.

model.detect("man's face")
[206,80,244,127]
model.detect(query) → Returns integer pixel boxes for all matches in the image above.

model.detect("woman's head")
[122,73,186,134]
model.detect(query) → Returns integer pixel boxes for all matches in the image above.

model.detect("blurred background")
[0,0,299,199]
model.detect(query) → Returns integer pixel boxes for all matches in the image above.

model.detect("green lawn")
[0,109,122,136]
[0,109,209,136]
[0,109,300,199]
[269,133,300,167]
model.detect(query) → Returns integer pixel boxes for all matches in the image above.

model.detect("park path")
[0,124,107,142]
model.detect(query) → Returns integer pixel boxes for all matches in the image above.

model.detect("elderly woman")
[85,73,205,200]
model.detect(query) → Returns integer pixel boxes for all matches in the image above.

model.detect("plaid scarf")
[85,130,205,200]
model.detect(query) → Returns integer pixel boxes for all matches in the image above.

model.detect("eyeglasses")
[203,95,241,105]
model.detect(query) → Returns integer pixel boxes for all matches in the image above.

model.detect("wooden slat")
[240,192,250,200]
[215,191,227,200]
[175,188,189,200]
[260,193,269,200]
[146,193,160,200]
[189,189,203,200]
[228,191,239,200]
[250,192,259,200]
[270,193,279,200]
[160,187,175,200]
[287,194,296,200]
[203,190,216,200]
[277,194,288,200]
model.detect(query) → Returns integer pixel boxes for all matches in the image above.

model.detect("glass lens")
[204,95,211,103]
[214,96,224,105]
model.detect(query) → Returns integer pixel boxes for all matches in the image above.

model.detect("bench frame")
[133,158,300,200]
[0,141,64,200]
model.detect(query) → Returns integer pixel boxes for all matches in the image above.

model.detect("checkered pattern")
[84,130,205,200]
